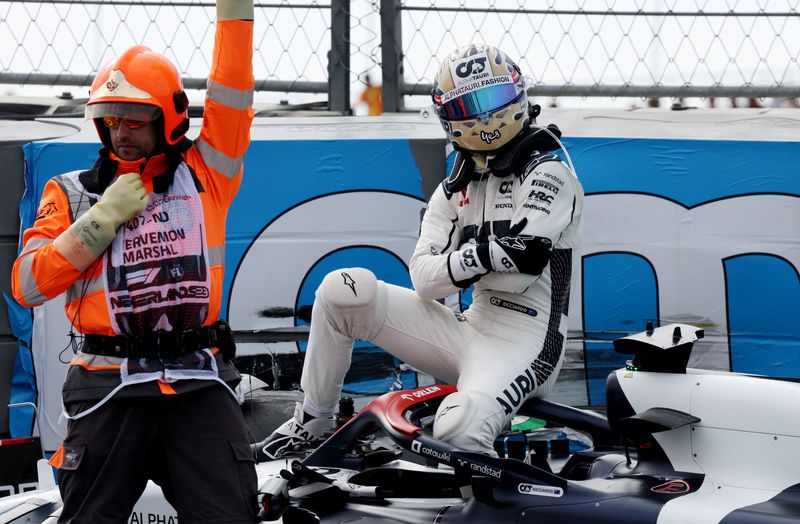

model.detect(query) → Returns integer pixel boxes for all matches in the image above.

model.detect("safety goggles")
[435,81,524,121]
[85,102,161,127]
[100,115,152,130]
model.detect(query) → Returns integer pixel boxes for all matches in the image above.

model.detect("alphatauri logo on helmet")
[106,79,118,91]
[455,56,487,78]
[451,52,492,89]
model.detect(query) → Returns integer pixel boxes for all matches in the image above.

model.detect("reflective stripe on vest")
[195,138,243,179]
[206,79,254,111]
[57,171,102,304]
[55,171,96,222]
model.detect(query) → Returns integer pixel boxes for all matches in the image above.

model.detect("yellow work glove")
[217,0,254,21]
[54,172,148,271]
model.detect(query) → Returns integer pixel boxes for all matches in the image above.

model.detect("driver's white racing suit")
[300,148,583,453]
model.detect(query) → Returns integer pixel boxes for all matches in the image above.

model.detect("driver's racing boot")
[252,403,334,461]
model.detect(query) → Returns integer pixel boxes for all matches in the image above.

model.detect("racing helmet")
[432,44,530,152]
[85,45,190,148]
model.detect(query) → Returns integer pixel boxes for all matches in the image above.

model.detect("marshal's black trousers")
[57,384,258,524]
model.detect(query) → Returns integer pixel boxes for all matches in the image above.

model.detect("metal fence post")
[329,0,351,113]
[380,0,404,112]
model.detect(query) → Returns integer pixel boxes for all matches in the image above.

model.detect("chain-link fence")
[389,0,800,110]
[0,0,798,112]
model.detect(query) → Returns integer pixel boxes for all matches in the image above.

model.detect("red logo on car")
[651,480,690,494]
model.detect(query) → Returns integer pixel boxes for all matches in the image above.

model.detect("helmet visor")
[436,82,523,121]
[85,102,162,122]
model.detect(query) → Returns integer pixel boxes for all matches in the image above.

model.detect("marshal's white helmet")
[432,44,530,152]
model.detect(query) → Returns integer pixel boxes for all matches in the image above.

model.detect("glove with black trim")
[446,218,553,287]
[475,218,553,276]
[446,242,489,288]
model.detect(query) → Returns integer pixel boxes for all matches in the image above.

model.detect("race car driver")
[11,1,257,521]
[255,44,584,458]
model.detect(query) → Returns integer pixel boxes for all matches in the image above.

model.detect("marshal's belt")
[80,321,236,360]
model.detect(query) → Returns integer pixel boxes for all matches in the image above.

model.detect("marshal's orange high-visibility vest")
[12,19,254,403]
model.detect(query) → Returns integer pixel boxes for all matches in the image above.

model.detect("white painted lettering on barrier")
[233,192,799,365]
[128,512,178,524]
[0,482,38,498]
[575,193,799,362]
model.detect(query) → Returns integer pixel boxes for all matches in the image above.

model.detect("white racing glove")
[447,218,553,287]
[54,172,148,271]
[476,218,553,275]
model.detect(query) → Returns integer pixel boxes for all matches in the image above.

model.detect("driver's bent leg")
[300,268,387,417]
[300,267,470,418]
[432,390,503,454]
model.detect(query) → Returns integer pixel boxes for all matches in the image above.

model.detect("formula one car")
[255,323,800,524]
[3,323,800,523]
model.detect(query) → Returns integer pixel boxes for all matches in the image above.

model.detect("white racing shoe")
[253,403,334,461]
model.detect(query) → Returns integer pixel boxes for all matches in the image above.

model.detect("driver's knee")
[316,268,385,340]
[318,267,378,310]
[433,391,504,455]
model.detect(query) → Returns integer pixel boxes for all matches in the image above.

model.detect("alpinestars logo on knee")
[341,272,357,296]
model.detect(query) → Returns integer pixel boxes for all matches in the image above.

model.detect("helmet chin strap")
[471,151,492,170]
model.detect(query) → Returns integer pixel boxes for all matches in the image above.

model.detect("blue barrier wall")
[10,114,800,446]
